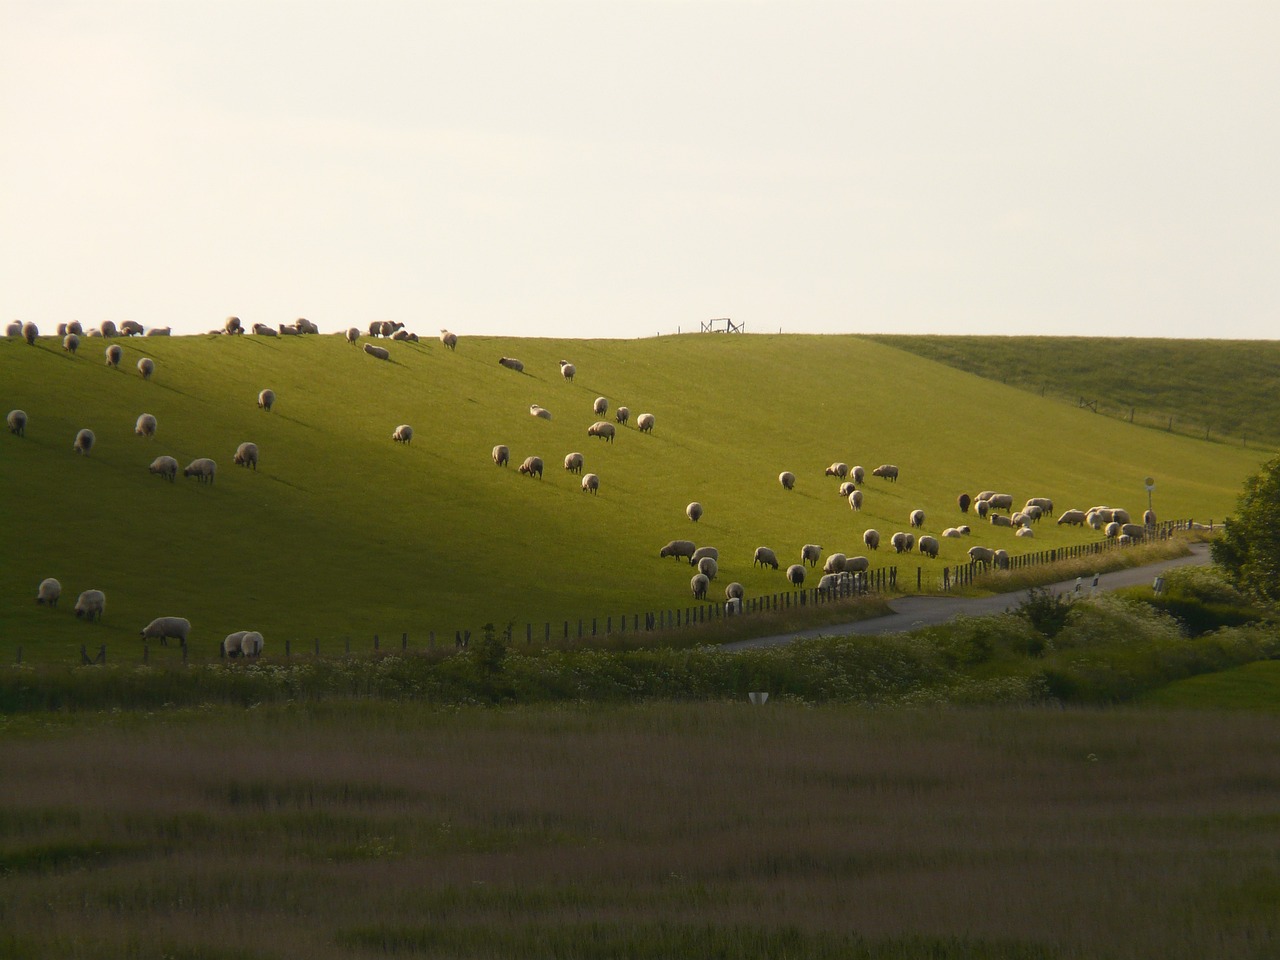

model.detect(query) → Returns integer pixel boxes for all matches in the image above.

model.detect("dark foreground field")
[3,703,1279,960]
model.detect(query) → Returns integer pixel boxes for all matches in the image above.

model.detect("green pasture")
[1,331,1267,662]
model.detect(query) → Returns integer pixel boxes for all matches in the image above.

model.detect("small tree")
[1212,455,1280,606]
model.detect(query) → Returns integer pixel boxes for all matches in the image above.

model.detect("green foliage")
[1212,455,1280,605]
[1015,587,1075,644]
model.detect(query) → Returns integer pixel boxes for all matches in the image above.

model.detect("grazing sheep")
[686,502,703,523]
[976,500,990,519]
[120,320,143,336]
[863,529,880,551]
[725,582,745,602]
[559,360,576,381]
[258,389,275,411]
[73,428,95,455]
[1143,509,1156,525]
[637,413,655,433]
[105,344,123,367]
[846,556,871,574]
[74,589,106,621]
[1016,527,1035,538]
[778,471,796,491]
[295,318,319,335]
[498,357,524,372]
[993,549,1011,570]
[967,545,995,567]
[530,404,552,420]
[222,631,247,657]
[1011,512,1030,528]
[60,323,69,336]
[958,493,972,513]
[1025,497,1054,515]
[585,422,616,444]
[1104,521,1121,539]
[910,509,925,528]
[753,546,780,569]
[690,546,719,566]
[838,481,856,497]
[825,462,849,479]
[851,466,865,484]
[848,489,863,511]
[1056,509,1087,526]
[918,535,940,558]
[976,491,996,502]
[346,327,359,344]
[942,527,962,538]
[581,473,599,495]
[593,397,608,416]
[697,556,718,580]
[904,533,915,552]
[251,323,278,337]
[691,573,710,600]
[36,578,61,607]
[872,464,899,482]
[786,564,806,587]
[22,321,38,344]
[63,333,79,354]
[363,343,390,360]
[234,441,259,468]
[492,444,509,467]
[7,409,27,436]
[392,425,413,445]
[101,320,119,338]
[225,316,243,335]
[241,632,264,657]
[141,616,191,647]
[1117,534,1133,546]
[818,573,850,594]
[1112,508,1132,525]
[440,330,458,350]
[134,413,157,438]
[149,455,178,482]
[145,326,171,337]
[987,493,1014,511]
[991,514,1012,527]
[660,540,697,561]
[564,451,584,473]
[615,406,629,425]
[86,328,102,337]
[801,544,823,567]
[183,458,217,483]
[389,328,412,341]
[823,553,847,575]
[518,455,544,478]
[891,532,910,553]
[5,321,22,337]
[137,357,154,379]
[1025,505,1043,523]
[1121,523,1146,540]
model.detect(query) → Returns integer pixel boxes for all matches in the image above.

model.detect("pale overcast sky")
[2,1,1277,339]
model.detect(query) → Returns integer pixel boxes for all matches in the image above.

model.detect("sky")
[2,1,1278,340]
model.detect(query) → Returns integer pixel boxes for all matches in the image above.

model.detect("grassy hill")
[864,335,1280,449]
[1,331,1266,662]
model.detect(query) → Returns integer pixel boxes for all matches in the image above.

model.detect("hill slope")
[1,332,1265,658]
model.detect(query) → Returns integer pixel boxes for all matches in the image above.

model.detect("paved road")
[722,542,1212,651]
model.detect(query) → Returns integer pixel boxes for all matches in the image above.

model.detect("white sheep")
[258,389,275,411]
[74,589,106,621]
[1056,509,1087,526]
[137,357,154,380]
[7,409,27,436]
[392,425,413,444]
[581,473,599,495]
[851,465,865,484]
[686,501,703,522]
[149,455,178,482]
[779,471,796,491]
[252,323,278,337]
[225,316,243,335]
[587,421,615,442]
[518,455,543,478]
[987,493,1014,511]
[530,404,552,420]
[993,549,1011,570]
[942,527,962,538]
[145,326,171,336]
[346,327,359,344]
[105,344,122,367]
[120,320,143,336]
[958,525,971,535]
[564,452,584,473]
[846,556,870,573]
[697,556,718,580]
[838,481,856,497]
[917,535,940,558]
[991,514,1012,527]
[1016,527,1035,538]
[1121,523,1146,540]
[234,441,259,469]
[725,597,742,614]
[615,406,630,426]
[725,582,745,602]
[825,462,849,478]
[183,458,217,483]
[890,532,909,553]
[1025,497,1054,515]
[241,631,264,657]
[141,616,191,646]
[559,360,576,381]
[817,573,849,594]
[498,356,524,372]
[593,397,608,416]
[660,540,697,560]
[492,444,509,467]
[1112,509,1132,525]
[100,320,118,337]
[801,544,822,567]
[295,318,319,334]
[36,578,61,607]
[967,545,995,567]
[1011,512,1030,528]
[786,564,806,587]
[63,333,79,354]
[22,321,38,344]
[691,573,710,600]
[690,546,719,566]
[637,413,655,433]
[823,553,847,574]
[135,413,157,438]
[872,464,899,482]
[363,343,390,360]
[848,489,864,511]
[753,546,779,569]
[910,509,925,528]
[863,529,880,551]
[6,320,23,337]
[73,428,95,455]
[222,631,246,657]
[1143,509,1156,526]
[440,330,458,350]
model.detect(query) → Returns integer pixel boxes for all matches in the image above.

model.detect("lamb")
[105,344,123,367]
[234,442,259,469]
[135,413,157,438]
[697,556,718,580]
[5,321,22,337]
[615,406,629,426]
[530,404,552,420]
[74,589,106,621]
[100,320,118,337]
[363,343,390,360]
[1056,509,1087,526]
[241,631,264,657]
[22,321,38,344]
[1143,509,1156,526]
[498,357,524,372]
[440,330,458,350]
[725,582,745,602]
[120,320,143,336]
[661,540,697,561]
[753,546,780,569]
[691,573,710,600]
[1015,527,1035,538]
[258,389,275,411]
[778,471,796,491]
[587,421,616,442]
[252,323,278,337]
[891,532,910,553]
[141,616,191,647]
[1025,497,1054,515]
[967,545,995,567]
[63,333,79,354]
[846,556,871,573]
[786,564,806,587]
[691,546,719,566]
[917,535,940,558]
[823,553,847,574]
[225,316,243,334]
[73,428,95,455]
[36,578,61,607]
[518,455,544,478]
[183,458,217,483]
[149,455,178,481]
[801,544,822,567]
[873,464,899,482]
[137,357,154,379]
[392,425,413,444]
[637,413,655,433]
[222,631,246,657]
[851,466,865,484]
[958,493,972,513]
[863,529,880,551]
[848,489,864,511]
[559,360,576,381]
[686,502,703,522]
[492,444,510,467]
[910,509,925,528]
[593,397,608,416]
[346,327,359,344]
[581,473,599,495]
[7,409,26,436]
[564,452,584,473]
[825,462,849,479]
[145,326,171,336]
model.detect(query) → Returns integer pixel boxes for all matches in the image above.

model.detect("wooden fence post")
[374,634,379,651]
[403,632,408,650]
